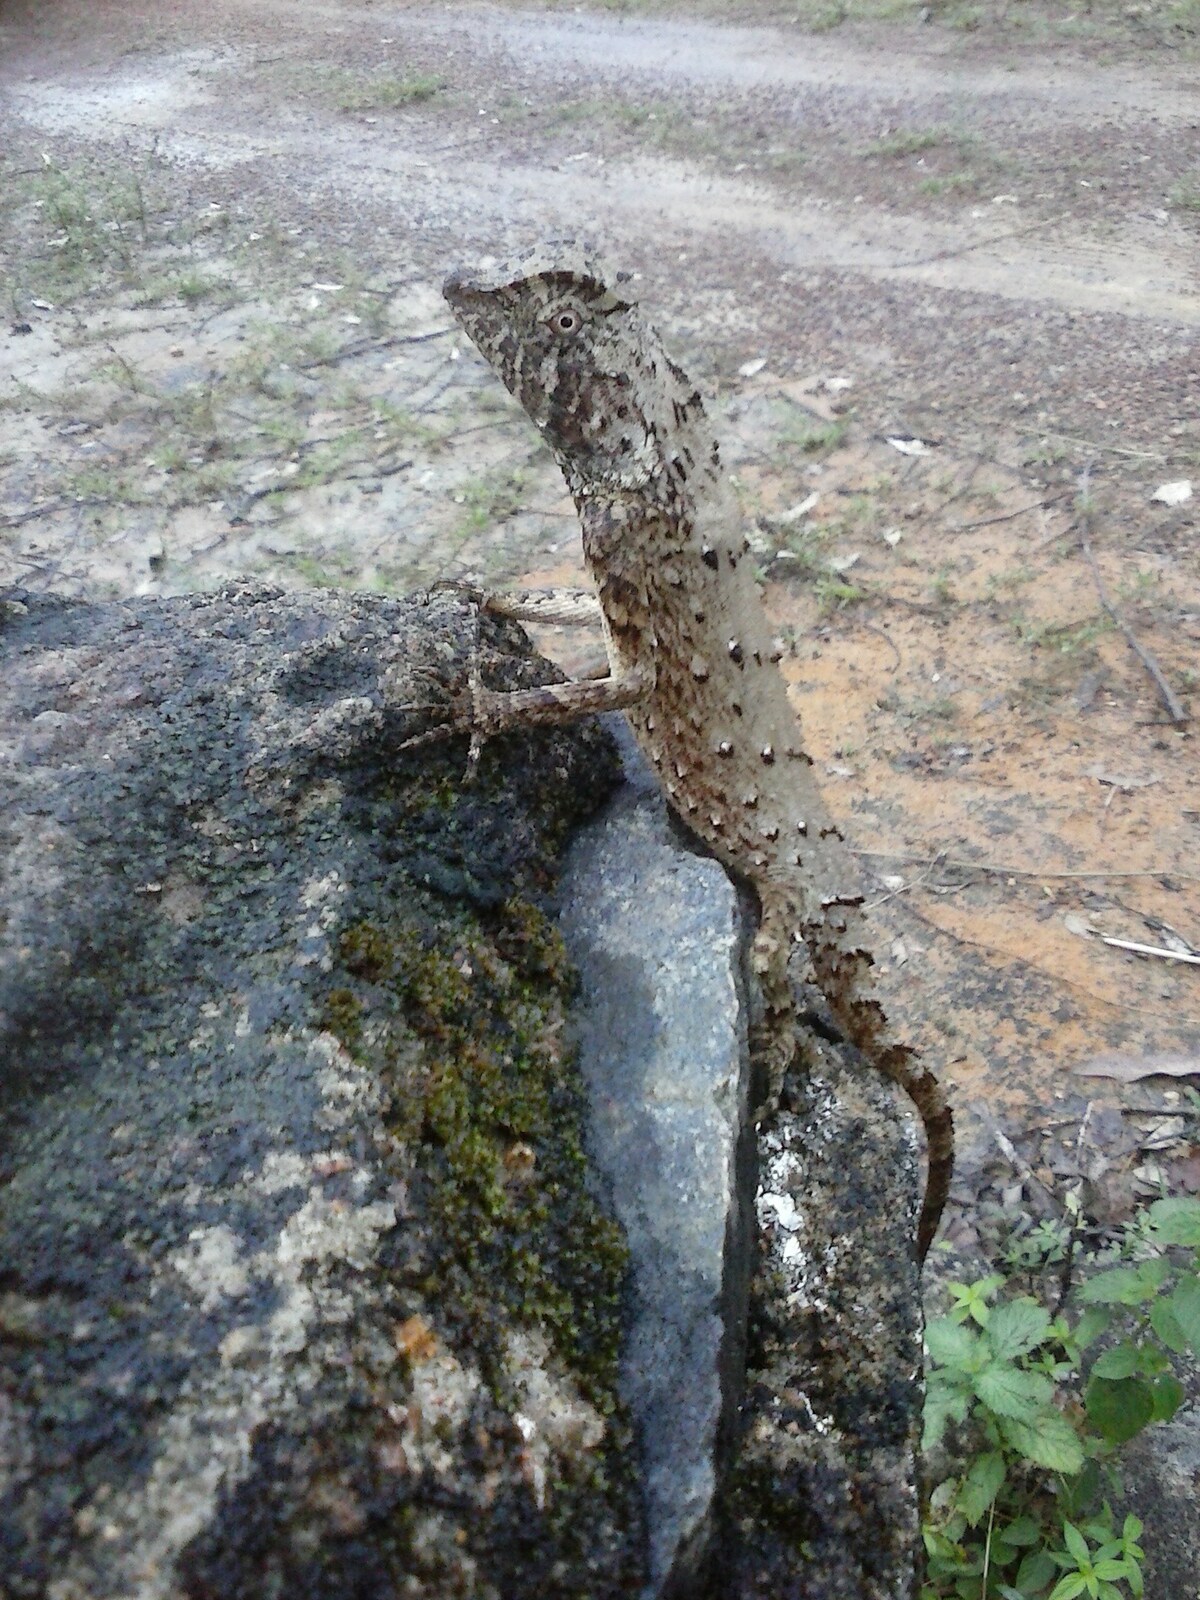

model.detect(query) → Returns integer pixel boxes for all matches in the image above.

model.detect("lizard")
[435,240,953,1261]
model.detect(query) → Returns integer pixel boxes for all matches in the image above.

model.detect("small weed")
[807,1,849,31]
[336,70,444,112]
[1023,438,1068,469]
[861,127,945,160]
[815,575,868,611]
[1119,568,1162,604]
[789,0,916,28]
[779,415,848,457]
[92,352,152,396]
[290,429,366,490]
[917,696,959,725]
[930,566,957,606]
[1168,175,1200,212]
[176,270,225,305]
[65,464,143,505]
[944,2,984,30]
[452,469,529,536]
[1013,615,1110,655]
[775,521,831,577]
[919,171,981,197]
[984,565,1035,600]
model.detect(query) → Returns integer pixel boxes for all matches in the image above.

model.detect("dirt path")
[2,0,1198,1248]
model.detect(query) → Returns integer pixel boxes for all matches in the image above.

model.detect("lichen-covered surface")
[0,585,645,1598]
[722,1047,923,1599]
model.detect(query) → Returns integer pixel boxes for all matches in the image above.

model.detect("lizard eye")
[549,307,583,336]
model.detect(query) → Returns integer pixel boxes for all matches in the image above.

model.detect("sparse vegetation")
[861,126,946,159]
[334,70,445,112]
[778,415,849,456]
[923,1195,1200,1600]
[920,171,982,197]
[1168,175,1200,212]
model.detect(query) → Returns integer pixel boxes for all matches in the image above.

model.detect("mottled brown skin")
[442,242,952,1260]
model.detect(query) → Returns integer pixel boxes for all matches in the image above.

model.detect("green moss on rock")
[327,896,628,1413]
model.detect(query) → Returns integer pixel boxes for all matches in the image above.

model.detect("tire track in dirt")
[6,51,1198,328]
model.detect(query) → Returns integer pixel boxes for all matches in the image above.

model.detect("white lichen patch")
[310,1028,384,1122]
[168,1225,250,1311]
[251,1149,312,1194]
[505,1328,606,1509]
[274,1189,396,1275]
[299,869,347,912]
[393,1348,482,1479]
[42,1018,403,1598]
[0,1384,35,1498]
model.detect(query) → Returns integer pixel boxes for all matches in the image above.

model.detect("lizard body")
[442,242,952,1259]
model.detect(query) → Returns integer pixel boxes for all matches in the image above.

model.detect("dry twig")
[854,848,1200,886]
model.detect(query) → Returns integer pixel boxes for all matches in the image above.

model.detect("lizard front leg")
[400,586,654,756]
[461,659,653,739]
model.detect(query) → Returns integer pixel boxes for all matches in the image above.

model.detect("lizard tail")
[752,887,954,1261]
[805,940,954,1264]
[872,1035,954,1262]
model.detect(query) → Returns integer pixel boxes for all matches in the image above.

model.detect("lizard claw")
[394,611,491,781]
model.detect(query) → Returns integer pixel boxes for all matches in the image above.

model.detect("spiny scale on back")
[444,241,952,1259]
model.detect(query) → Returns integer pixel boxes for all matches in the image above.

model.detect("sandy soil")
[1,0,1197,1250]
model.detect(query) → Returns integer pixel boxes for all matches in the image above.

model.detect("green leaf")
[922,1383,970,1451]
[956,1450,1005,1525]
[974,1361,1052,1421]
[1062,1521,1090,1564]
[1061,1460,1101,1519]
[1073,1305,1112,1350]
[1077,1259,1170,1306]
[1148,1295,1189,1354]
[998,1411,1086,1474]
[1150,1373,1185,1423]
[987,1297,1053,1361]
[1093,1559,1132,1581]
[1167,1275,1200,1355]
[1047,1574,1089,1600]
[1084,1376,1155,1444]
[1089,1342,1140,1380]
[1002,1514,1042,1547]
[927,1316,980,1367]
[1016,1551,1058,1592]
[1148,1196,1200,1245]
[1122,1515,1143,1543]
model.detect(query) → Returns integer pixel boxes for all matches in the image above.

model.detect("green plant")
[931,566,957,606]
[920,171,981,197]
[862,126,945,159]
[336,70,444,111]
[1167,176,1200,213]
[815,574,868,611]
[922,1196,1200,1599]
[778,415,848,456]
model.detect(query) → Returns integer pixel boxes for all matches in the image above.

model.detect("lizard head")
[444,241,710,499]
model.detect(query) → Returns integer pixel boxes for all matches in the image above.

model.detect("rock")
[0,583,925,1598]
[558,737,752,1595]
[0,584,641,1598]
[721,1054,924,1598]
[1121,1405,1200,1596]
[559,728,925,1599]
